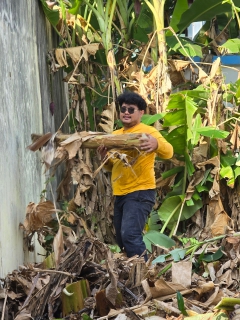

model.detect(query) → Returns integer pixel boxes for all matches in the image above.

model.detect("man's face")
[119,103,144,128]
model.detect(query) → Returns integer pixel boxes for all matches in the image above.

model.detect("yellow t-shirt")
[104,123,173,195]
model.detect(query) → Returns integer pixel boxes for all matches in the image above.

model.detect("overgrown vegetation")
[3,0,240,319]
[39,0,240,241]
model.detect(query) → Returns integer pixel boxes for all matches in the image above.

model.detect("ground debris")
[1,226,240,319]
[0,235,152,320]
[0,232,240,320]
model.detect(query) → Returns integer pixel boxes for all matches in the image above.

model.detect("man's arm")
[97,145,113,171]
[139,132,173,159]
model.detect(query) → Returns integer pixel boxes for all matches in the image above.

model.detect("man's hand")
[139,134,158,153]
[97,145,108,161]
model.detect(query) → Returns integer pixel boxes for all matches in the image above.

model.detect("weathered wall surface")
[0,0,68,277]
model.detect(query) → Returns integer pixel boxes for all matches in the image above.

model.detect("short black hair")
[117,92,147,111]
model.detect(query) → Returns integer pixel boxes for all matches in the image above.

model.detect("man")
[98,92,173,261]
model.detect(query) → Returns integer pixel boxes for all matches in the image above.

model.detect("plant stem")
[173,198,186,236]
[160,202,182,233]
[157,232,240,276]
[158,262,172,277]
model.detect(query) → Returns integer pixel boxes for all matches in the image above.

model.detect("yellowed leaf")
[169,59,190,71]
[66,47,82,64]
[60,132,83,159]
[210,57,221,79]
[211,211,232,236]
[107,50,115,70]
[172,261,192,288]
[196,156,220,169]
[98,102,115,133]
[67,75,81,85]
[186,171,205,199]
[53,225,64,267]
[42,134,57,171]
[194,281,215,296]
[21,201,55,235]
[133,306,149,316]
[197,68,209,84]
[84,43,99,55]
[156,175,176,188]
[230,123,240,150]
[217,269,234,288]
[78,217,93,238]
[55,146,68,160]
[61,225,77,245]
[203,286,219,307]
[142,278,187,300]
[226,236,240,244]
[55,48,68,67]
[105,250,118,306]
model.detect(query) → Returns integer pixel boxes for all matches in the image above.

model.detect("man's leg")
[120,190,155,261]
[113,196,125,251]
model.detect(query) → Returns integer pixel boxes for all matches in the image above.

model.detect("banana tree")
[38,0,240,246]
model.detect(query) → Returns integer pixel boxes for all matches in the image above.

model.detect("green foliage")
[168,0,189,33]
[68,0,81,15]
[177,0,240,34]
[143,230,175,253]
[158,196,202,232]
[219,38,240,53]
[201,247,224,262]
[40,0,60,26]
[177,291,188,316]
[163,93,199,155]
[141,113,165,125]
[82,314,93,320]
[146,210,162,231]
[214,296,240,311]
[161,167,185,179]
[179,237,199,246]
[156,77,240,233]
[196,127,230,139]
[152,247,187,264]
[167,36,203,57]
[108,244,121,253]
[40,0,240,239]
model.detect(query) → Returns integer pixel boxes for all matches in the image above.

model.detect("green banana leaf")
[143,230,175,253]
[197,127,229,139]
[163,93,197,156]
[220,166,235,187]
[177,0,240,34]
[141,113,165,125]
[40,0,60,26]
[158,196,202,230]
[219,38,240,54]
[166,126,186,155]
[167,36,203,57]
[152,248,187,264]
[168,0,189,33]
[68,0,81,15]
[214,297,240,311]
[191,114,202,146]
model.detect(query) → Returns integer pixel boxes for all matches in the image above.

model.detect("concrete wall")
[0,0,68,277]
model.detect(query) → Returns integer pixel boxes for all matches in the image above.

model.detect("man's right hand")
[97,145,108,162]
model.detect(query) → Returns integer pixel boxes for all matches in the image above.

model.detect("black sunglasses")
[120,106,138,114]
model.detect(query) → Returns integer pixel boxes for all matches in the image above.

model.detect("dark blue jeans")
[113,190,155,261]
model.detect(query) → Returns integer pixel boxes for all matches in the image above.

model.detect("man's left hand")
[139,134,158,153]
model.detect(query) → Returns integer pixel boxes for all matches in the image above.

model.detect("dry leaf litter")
[1,132,240,320]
